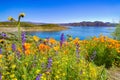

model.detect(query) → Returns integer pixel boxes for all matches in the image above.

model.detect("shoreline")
[0,27,68,32]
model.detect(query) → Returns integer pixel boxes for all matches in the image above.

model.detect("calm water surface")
[29,26,115,40]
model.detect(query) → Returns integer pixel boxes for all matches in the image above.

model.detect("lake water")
[29,26,115,40]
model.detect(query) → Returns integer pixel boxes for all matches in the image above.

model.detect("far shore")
[0,26,68,32]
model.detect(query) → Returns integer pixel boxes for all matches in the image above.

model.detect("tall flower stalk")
[8,13,25,41]
[60,33,65,48]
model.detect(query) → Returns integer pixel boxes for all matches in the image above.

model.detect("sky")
[0,0,120,23]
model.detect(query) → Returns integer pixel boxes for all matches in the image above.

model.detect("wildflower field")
[1,32,120,80]
[0,13,120,80]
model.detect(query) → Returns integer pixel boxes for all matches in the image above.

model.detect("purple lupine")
[0,48,2,54]
[47,57,52,69]
[16,51,21,59]
[21,32,26,52]
[21,32,26,45]
[0,73,1,80]
[1,33,6,37]
[60,33,65,47]
[36,74,42,80]
[12,43,16,52]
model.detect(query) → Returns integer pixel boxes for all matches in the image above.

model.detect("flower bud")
[19,13,25,18]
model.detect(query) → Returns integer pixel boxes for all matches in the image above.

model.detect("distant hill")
[0,21,117,27]
[0,22,68,32]
[0,22,35,27]
[60,21,117,27]
[0,22,62,27]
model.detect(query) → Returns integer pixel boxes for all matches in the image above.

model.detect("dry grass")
[0,26,68,32]
[107,67,120,80]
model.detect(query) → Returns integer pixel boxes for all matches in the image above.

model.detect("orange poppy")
[24,43,31,50]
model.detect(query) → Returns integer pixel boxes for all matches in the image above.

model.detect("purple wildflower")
[47,57,52,69]
[1,33,6,37]
[16,51,21,59]
[46,37,49,41]
[21,32,26,45]
[60,33,65,47]
[12,44,16,52]
[0,48,2,54]
[0,73,1,80]
[21,32,26,52]
[36,74,42,80]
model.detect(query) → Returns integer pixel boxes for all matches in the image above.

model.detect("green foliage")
[83,36,119,68]
[112,24,120,40]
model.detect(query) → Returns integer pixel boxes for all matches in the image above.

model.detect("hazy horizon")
[0,0,120,23]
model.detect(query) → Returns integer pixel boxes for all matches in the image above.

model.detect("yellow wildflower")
[73,37,79,44]
[10,74,15,78]
[69,37,73,41]
[116,48,120,53]
[2,76,4,79]
[33,36,39,42]
[0,54,2,58]
[41,73,46,80]
[0,39,4,43]
[22,75,26,79]
[36,69,41,74]
[64,50,68,55]
[6,72,10,75]
[11,64,16,69]
[53,46,59,51]
[45,71,50,75]
[55,75,59,79]
[49,38,56,44]
[12,78,17,80]
[62,73,66,76]
[19,13,25,18]
[17,48,22,53]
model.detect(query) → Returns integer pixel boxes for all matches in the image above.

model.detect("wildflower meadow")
[0,13,120,80]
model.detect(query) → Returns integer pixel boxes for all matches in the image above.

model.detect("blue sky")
[0,0,120,23]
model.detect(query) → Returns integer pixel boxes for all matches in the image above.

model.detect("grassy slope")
[0,22,68,32]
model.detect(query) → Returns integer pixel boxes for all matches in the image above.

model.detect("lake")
[29,26,115,40]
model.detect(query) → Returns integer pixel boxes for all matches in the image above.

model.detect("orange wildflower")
[24,43,31,50]
[117,48,120,53]
[39,43,50,51]
[25,49,30,55]
[0,54,2,58]
[93,37,98,41]
[73,37,79,44]
[64,41,68,46]
[49,38,56,44]
[115,43,120,48]
[17,48,22,53]
[82,40,88,44]
[108,44,113,49]
[64,50,68,55]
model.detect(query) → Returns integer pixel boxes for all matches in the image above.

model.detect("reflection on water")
[29,26,115,40]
